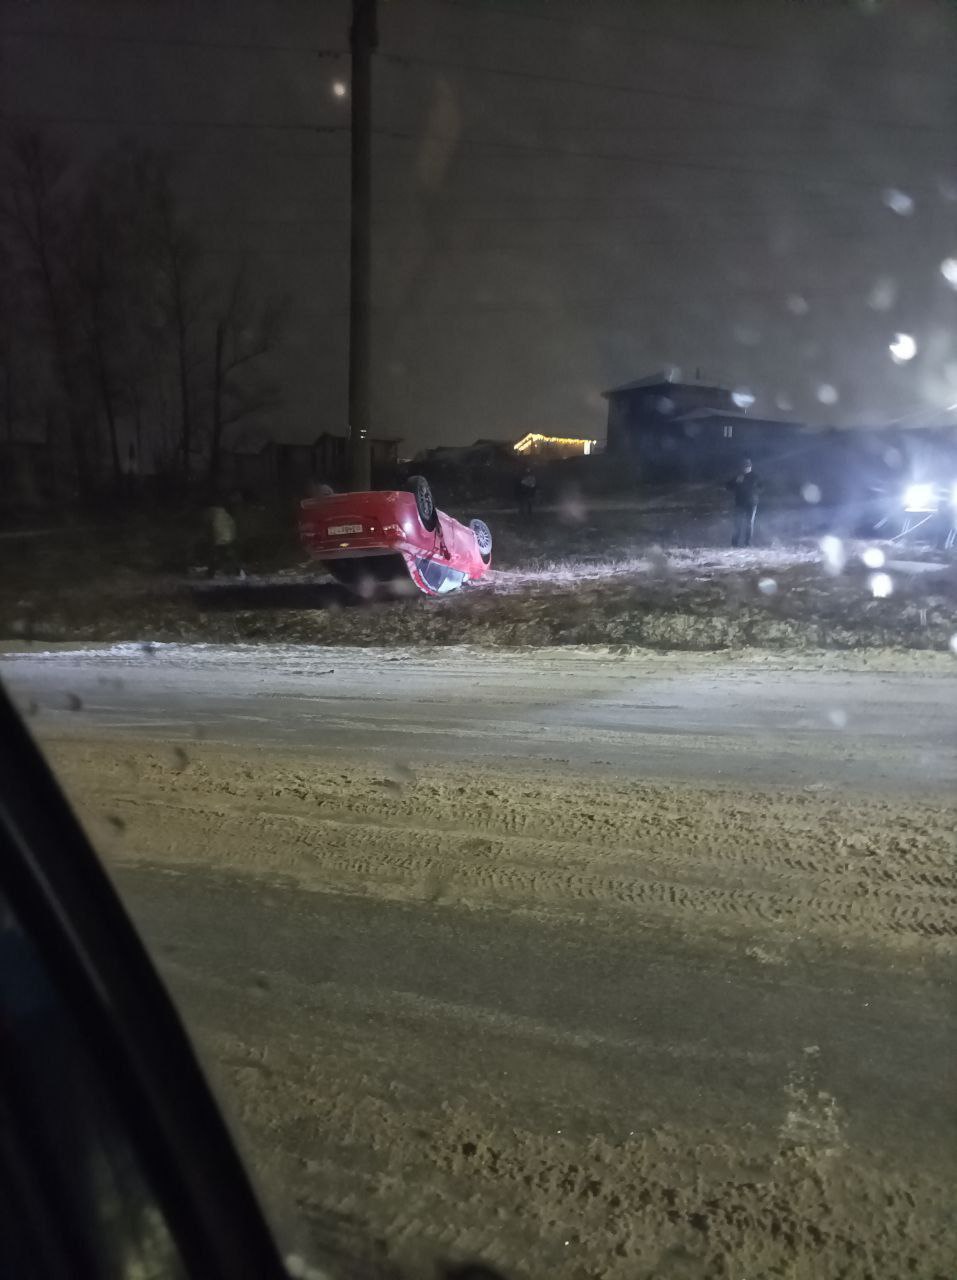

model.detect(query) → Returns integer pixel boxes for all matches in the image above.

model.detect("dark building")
[314,433,401,487]
[603,371,807,482]
[217,435,401,497]
[259,440,317,493]
[415,438,516,469]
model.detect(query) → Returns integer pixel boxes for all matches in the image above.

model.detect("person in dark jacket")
[516,466,537,517]
[727,458,759,547]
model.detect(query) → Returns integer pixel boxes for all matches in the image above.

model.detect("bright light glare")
[882,188,914,216]
[819,534,845,576]
[889,332,917,363]
[869,572,893,599]
[731,387,755,409]
[904,482,935,511]
[941,258,957,288]
[861,546,885,569]
[332,80,348,98]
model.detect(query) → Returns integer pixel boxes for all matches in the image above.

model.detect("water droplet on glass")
[889,332,917,363]
[66,692,83,712]
[882,188,914,216]
[331,80,348,98]
[786,294,809,316]
[758,577,778,595]
[733,323,761,346]
[775,391,794,412]
[867,277,897,311]
[940,259,957,289]
[869,571,893,598]
[828,709,848,729]
[819,535,846,576]
[949,633,957,655]
[861,546,885,569]
[731,387,755,409]
[816,383,838,405]
[801,483,822,504]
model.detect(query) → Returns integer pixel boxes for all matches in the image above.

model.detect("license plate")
[327,523,363,536]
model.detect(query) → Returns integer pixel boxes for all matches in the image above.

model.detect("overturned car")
[299,476,493,596]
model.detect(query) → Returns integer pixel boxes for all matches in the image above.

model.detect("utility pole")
[349,0,376,490]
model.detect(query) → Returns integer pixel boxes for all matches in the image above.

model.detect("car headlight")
[904,482,935,511]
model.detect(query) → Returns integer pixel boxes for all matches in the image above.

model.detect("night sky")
[3,0,957,453]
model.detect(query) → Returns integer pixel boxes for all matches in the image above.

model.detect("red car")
[299,475,493,596]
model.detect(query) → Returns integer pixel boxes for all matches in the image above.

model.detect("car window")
[416,557,468,593]
[2,2,956,1278]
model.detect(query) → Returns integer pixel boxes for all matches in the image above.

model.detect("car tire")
[469,518,493,563]
[407,475,437,531]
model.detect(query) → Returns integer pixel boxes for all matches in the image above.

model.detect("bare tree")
[150,167,206,481]
[72,190,126,484]
[207,263,284,493]
[0,131,93,493]
[0,245,25,441]
[2,133,287,498]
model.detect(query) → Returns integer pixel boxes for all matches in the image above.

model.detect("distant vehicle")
[867,480,957,547]
[901,481,956,547]
[299,475,493,596]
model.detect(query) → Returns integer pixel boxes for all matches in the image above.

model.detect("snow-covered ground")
[2,488,954,653]
[5,642,955,788]
[31,649,956,1279]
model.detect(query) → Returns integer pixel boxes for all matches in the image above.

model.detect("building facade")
[603,372,806,481]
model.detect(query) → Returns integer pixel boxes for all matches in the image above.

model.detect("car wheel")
[469,518,493,563]
[407,475,437,531]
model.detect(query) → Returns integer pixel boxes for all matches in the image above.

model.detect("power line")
[0,109,348,136]
[5,8,948,86]
[6,109,940,198]
[372,229,921,250]
[419,0,949,77]
[323,282,864,315]
[0,28,345,57]
[198,214,918,245]
[374,127,945,193]
[381,52,955,136]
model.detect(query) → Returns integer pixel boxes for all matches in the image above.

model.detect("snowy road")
[3,643,956,1277]
[2,641,955,788]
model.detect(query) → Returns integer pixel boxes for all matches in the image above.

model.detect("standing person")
[206,498,239,577]
[727,458,759,547]
[516,465,537,517]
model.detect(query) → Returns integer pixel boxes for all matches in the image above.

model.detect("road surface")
[3,640,956,787]
[2,643,955,1278]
